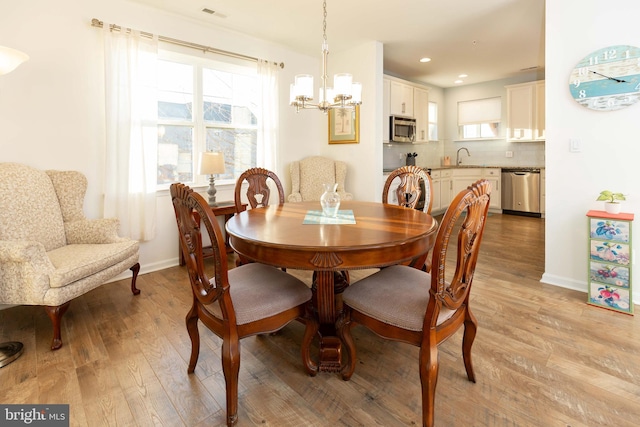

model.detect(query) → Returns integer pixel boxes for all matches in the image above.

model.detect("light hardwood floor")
[2,213,640,426]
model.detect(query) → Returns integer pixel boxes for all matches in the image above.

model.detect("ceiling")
[129,0,545,88]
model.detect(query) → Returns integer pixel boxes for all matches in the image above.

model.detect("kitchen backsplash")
[383,139,545,170]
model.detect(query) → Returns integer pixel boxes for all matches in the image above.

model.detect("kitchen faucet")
[456,147,470,165]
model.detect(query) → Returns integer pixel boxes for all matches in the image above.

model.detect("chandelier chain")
[322,0,327,43]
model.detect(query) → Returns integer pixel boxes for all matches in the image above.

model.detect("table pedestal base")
[312,270,350,373]
[318,335,342,372]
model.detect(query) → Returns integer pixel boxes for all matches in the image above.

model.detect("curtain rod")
[91,18,284,69]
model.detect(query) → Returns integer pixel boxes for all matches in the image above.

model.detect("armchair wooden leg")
[45,302,71,351]
[130,262,141,295]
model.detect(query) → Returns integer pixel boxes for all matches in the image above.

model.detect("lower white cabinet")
[430,169,452,212]
[483,168,501,211]
[432,167,501,213]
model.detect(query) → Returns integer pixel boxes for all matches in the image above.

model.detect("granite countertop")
[383,165,544,173]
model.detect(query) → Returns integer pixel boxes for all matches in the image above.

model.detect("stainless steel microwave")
[390,115,416,143]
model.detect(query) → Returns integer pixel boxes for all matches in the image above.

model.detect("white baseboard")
[541,272,639,305]
[106,258,180,284]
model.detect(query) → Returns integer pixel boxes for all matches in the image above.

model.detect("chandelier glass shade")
[290,1,362,113]
[0,46,29,76]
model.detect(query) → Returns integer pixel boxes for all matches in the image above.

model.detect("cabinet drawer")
[483,168,500,177]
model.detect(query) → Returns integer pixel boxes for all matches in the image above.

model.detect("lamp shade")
[198,152,225,175]
[0,46,29,76]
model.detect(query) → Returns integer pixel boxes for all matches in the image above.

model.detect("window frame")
[156,46,259,191]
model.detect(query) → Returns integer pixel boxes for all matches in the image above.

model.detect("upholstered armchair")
[0,163,140,351]
[287,156,353,202]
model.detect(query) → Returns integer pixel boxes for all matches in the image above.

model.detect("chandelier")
[289,0,362,113]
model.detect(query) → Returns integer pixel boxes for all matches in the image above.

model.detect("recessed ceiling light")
[454,79,464,84]
[419,57,431,63]
[458,74,468,78]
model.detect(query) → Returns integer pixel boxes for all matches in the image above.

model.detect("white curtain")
[257,60,279,170]
[103,25,158,241]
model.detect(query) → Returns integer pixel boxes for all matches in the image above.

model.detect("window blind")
[458,97,501,125]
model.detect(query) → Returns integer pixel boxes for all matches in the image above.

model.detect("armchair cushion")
[288,156,353,202]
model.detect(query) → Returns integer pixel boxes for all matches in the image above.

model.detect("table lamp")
[198,151,225,206]
[0,44,29,368]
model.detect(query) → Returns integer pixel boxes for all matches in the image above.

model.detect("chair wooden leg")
[462,308,478,383]
[186,299,200,374]
[45,302,71,350]
[301,306,319,376]
[337,310,356,381]
[130,262,141,295]
[419,344,439,427]
[222,336,241,426]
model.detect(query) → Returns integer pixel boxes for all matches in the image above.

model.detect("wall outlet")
[505,151,513,158]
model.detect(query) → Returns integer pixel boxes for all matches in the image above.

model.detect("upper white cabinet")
[390,80,414,117]
[413,87,429,143]
[505,80,545,142]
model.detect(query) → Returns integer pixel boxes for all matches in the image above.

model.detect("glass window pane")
[157,125,193,185]
[203,68,257,126]
[206,127,257,180]
[158,60,193,120]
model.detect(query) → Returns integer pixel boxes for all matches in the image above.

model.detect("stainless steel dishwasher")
[501,168,541,216]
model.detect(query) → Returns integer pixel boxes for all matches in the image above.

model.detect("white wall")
[0,0,382,276]
[544,0,640,304]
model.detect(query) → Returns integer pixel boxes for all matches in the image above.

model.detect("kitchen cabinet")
[432,167,500,213]
[451,168,482,200]
[505,80,545,142]
[383,79,390,142]
[586,210,634,315]
[414,87,429,142]
[483,168,501,211]
[430,169,452,213]
[390,80,414,117]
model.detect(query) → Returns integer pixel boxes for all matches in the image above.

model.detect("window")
[428,101,438,141]
[457,97,501,140]
[156,50,258,187]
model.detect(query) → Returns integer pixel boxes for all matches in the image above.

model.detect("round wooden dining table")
[225,200,438,373]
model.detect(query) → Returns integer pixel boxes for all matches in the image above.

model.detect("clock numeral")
[625,50,631,59]
[635,83,640,91]
[607,98,616,107]
[573,79,581,88]
[589,56,599,66]
[603,49,617,60]
[579,89,587,99]
[577,67,588,76]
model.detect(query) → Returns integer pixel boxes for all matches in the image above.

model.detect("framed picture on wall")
[328,106,359,144]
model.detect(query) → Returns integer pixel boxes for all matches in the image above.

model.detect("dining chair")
[338,179,491,427]
[383,165,433,213]
[233,167,285,212]
[233,167,286,267]
[170,183,318,427]
[383,165,434,271]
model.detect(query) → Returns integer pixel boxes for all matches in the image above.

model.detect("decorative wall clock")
[569,45,640,111]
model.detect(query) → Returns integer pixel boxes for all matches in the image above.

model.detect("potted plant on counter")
[597,190,626,214]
